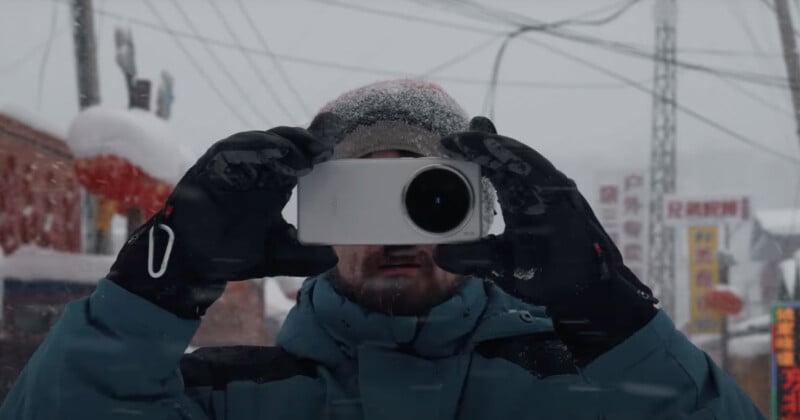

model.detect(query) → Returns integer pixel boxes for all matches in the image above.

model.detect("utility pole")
[717,224,738,372]
[71,0,105,254]
[773,0,800,149]
[648,0,678,317]
[71,0,100,109]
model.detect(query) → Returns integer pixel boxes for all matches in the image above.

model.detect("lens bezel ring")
[401,163,475,238]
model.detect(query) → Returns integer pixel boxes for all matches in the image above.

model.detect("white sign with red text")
[663,196,750,226]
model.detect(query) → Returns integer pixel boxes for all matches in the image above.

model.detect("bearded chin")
[330,269,433,316]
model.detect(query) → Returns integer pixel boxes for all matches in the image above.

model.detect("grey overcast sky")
[1,0,798,211]
[3,0,799,324]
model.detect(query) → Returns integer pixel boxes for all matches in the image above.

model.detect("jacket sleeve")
[579,310,765,420]
[0,279,214,420]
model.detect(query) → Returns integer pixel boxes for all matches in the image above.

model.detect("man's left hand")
[434,117,659,366]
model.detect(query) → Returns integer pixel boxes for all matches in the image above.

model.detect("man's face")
[331,150,465,316]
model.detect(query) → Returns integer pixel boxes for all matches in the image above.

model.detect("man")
[1,80,763,419]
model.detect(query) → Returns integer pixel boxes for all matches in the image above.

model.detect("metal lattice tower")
[648,0,678,317]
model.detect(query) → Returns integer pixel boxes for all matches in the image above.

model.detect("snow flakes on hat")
[318,79,470,139]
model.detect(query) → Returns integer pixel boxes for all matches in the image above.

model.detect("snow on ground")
[66,106,193,184]
[755,209,800,237]
[264,277,297,326]
[690,313,771,357]
[0,102,67,140]
[728,333,770,357]
[730,314,771,335]
[0,245,114,285]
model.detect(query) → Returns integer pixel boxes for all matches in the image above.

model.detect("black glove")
[434,117,658,366]
[107,127,338,319]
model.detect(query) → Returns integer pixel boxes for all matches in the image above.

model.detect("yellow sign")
[688,226,722,334]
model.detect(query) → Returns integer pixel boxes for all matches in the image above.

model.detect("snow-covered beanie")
[308,79,496,233]
[310,79,470,159]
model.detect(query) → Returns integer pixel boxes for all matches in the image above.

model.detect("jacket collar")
[276,273,552,369]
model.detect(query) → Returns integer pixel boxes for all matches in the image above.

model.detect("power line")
[81,0,790,91]
[450,0,643,29]
[416,35,503,78]
[205,0,297,123]
[235,0,313,118]
[564,0,644,21]
[756,0,800,40]
[521,36,800,165]
[307,0,793,89]
[404,0,522,27]
[0,41,56,74]
[677,48,781,58]
[55,2,637,90]
[428,0,793,87]
[75,4,416,76]
[548,0,643,27]
[36,0,60,111]
[726,0,767,54]
[168,0,271,127]
[304,0,503,35]
[531,28,792,88]
[140,0,253,127]
[405,0,783,58]
[723,0,796,122]
[719,76,794,117]
[437,75,652,88]
[411,31,650,88]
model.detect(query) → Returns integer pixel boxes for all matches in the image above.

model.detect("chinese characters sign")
[664,196,750,226]
[598,182,621,246]
[596,173,648,280]
[687,226,722,334]
[773,304,800,419]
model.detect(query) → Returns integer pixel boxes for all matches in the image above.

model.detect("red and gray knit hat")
[308,79,496,233]
[309,79,471,159]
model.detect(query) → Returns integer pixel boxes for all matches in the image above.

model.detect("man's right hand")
[107,127,339,319]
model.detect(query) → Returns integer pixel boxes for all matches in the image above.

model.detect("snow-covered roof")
[0,245,114,285]
[755,209,800,237]
[780,256,799,298]
[66,106,192,184]
[0,102,67,140]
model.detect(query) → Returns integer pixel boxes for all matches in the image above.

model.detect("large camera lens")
[404,167,472,234]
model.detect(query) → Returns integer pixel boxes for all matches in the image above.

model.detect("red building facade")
[0,113,81,254]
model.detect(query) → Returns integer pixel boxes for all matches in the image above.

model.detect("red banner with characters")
[774,304,800,419]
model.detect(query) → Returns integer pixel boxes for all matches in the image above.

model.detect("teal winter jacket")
[0,275,764,419]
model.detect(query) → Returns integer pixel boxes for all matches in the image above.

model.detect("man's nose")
[383,245,418,258]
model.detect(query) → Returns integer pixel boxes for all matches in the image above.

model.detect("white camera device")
[297,158,484,245]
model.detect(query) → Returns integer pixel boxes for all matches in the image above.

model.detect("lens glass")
[404,167,471,234]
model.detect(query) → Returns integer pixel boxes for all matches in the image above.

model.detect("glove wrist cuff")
[107,213,219,320]
[546,269,657,366]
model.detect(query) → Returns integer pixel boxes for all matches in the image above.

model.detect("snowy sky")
[2,0,797,206]
[2,0,799,324]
